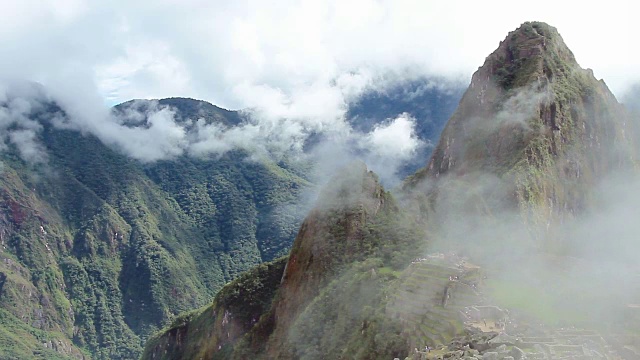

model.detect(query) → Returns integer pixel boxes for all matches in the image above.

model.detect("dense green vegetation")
[285,258,408,359]
[0,98,309,359]
[141,256,288,360]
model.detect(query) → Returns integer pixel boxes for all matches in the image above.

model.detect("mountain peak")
[407,22,630,204]
[113,97,244,128]
[403,23,634,252]
[480,21,577,91]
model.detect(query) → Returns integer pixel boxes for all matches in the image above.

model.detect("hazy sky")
[1,0,638,184]
[1,0,637,111]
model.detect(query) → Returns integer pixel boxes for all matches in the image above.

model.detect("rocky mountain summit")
[405,22,633,249]
[143,162,424,359]
[411,22,630,182]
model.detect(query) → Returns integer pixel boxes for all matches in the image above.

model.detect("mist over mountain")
[405,21,640,330]
[141,22,640,360]
[0,89,311,359]
[2,73,463,185]
[622,83,640,112]
[1,4,639,357]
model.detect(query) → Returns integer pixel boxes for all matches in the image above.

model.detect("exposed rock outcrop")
[410,22,630,183]
[141,257,288,360]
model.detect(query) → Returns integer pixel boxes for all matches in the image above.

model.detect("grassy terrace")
[485,277,589,326]
[386,259,483,348]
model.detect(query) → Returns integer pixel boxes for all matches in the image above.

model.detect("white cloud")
[358,113,425,185]
[0,85,49,164]
[363,113,422,161]
[0,0,637,175]
[9,129,47,164]
[96,41,191,103]
[111,106,188,161]
[3,0,637,108]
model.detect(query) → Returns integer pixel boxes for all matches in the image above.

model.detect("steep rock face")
[141,257,287,360]
[140,163,424,360]
[411,22,629,181]
[407,22,632,238]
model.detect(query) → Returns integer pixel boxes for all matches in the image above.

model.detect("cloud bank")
[0,83,49,164]
[1,1,637,113]
[0,80,428,189]
[0,1,636,183]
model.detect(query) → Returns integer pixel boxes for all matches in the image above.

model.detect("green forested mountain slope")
[0,97,309,359]
[141,256,289,360]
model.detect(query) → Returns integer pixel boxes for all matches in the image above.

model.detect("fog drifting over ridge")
[2,0,636,108]
[0,78,436,188]
[403,75,640,328]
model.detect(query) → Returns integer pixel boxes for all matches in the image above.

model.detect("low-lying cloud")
[2,1,636,187]
[0,83,49,164]
[358,113,425,184]
[0,78,431,188]
[409,81,640,328]
[363,113,422,160]
[622,83,640,112]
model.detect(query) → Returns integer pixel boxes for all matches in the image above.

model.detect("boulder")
[509,346,527,360]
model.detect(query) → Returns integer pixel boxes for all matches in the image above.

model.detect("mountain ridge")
[410,21,630,182]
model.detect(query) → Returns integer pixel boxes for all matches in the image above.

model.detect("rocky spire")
[408,21,630,186]
[406,21,633,245]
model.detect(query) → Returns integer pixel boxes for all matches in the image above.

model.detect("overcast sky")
[1,0,637,111]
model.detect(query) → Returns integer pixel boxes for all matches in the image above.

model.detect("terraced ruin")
[387,255,640,360]
[411,326,635,360]
[386,254,485,349]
